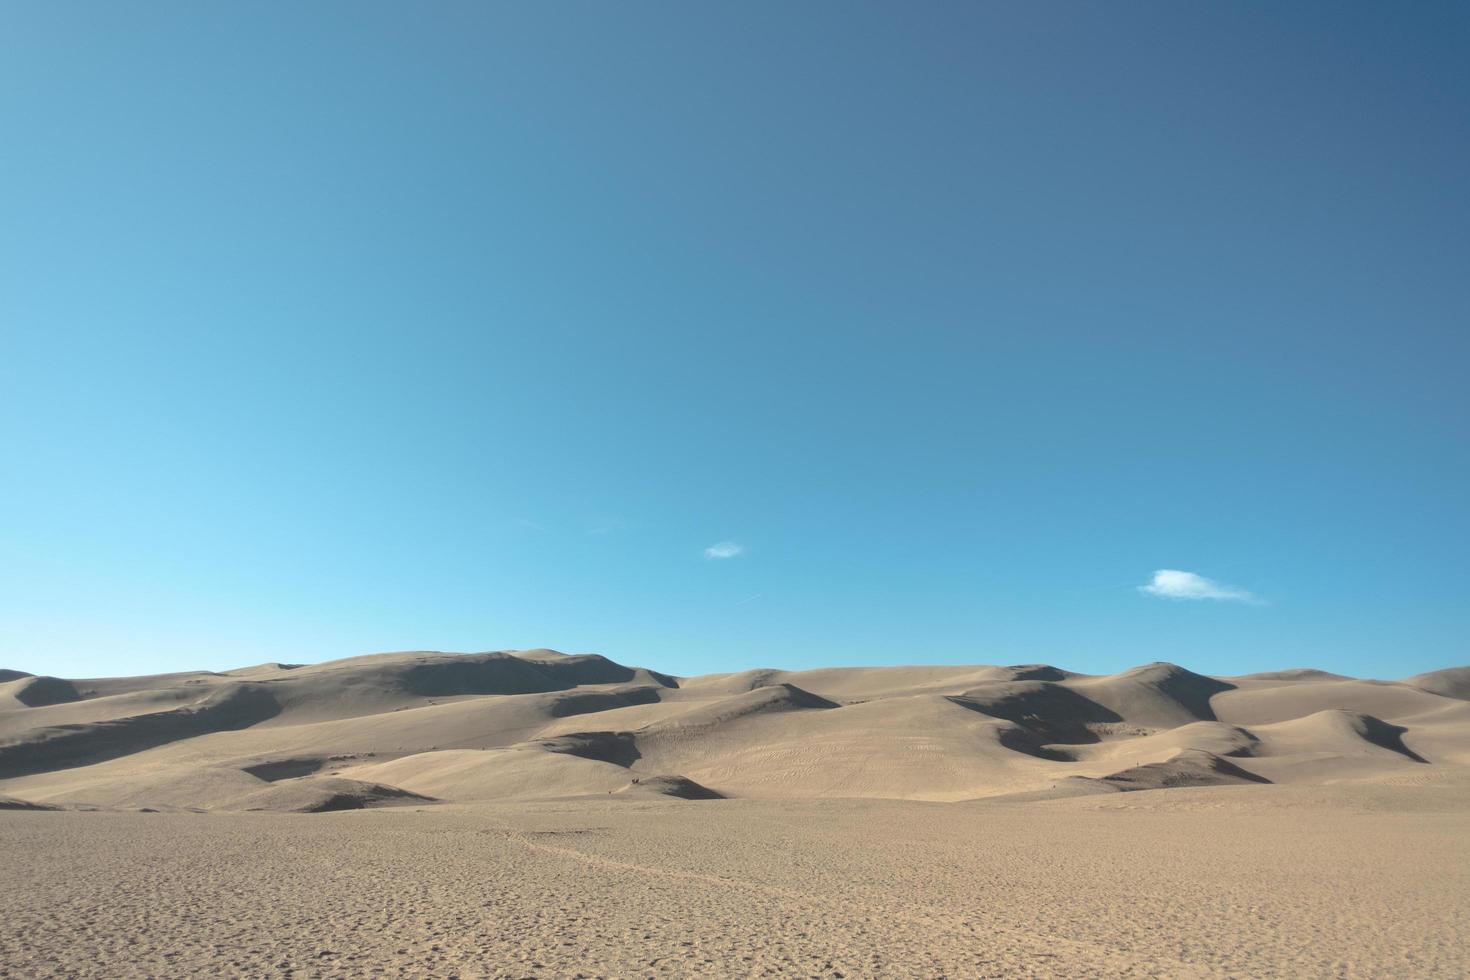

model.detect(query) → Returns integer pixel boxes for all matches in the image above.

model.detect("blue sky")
[2,3,1466,680]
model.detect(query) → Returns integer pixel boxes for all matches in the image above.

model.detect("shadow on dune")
[949,684,1124,745]
[546,686,663,718]
[991,725,1073,762]
[388,653,677,698]
[1124,663,1236,722]
[618,775,725,800]
[229,777,435,813]
[0,684,282,779]
[1351,713,1429,763]
[1099,749,1272,790]
[9,676,82,708]
[241,757,333,782]
[532,731,642,768]
[0,795,62,811]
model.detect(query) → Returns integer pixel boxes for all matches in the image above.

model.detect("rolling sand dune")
[1408,666,1470,701]
[2,649,1467,976]
[2,649,1467,809]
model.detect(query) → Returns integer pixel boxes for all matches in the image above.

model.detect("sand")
[1,650,1467,976]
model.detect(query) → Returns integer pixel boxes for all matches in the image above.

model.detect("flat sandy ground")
[2,783,1466,978]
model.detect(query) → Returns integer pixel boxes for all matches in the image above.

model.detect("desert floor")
[3,777,1467,979]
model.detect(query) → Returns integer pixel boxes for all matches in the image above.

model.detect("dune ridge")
[0,649,1465,811]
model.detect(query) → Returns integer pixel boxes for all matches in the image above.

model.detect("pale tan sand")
[1,650,1468,975]
[1,784,1466,978]
[4,652,1466,809]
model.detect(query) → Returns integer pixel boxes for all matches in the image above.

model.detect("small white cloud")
[704,541,744,560]
[1139,569,1260,603]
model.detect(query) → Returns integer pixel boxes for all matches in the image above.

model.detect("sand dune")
[1091,748,1272,791]
[0,675,81,709]
[224,776,434,813]
[340,746,632,801]
[1253,708,1425,761]
[614,773,725,799]
[1408,666,1470,701]
[1,650,1467,809]
[3,649,1468,977]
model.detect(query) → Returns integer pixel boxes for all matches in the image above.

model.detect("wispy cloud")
[734,592,763,606]
[704,541,745,560]
[1138,569,1261,603]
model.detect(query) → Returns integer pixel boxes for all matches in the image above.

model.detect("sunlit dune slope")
[1,650,1465,810]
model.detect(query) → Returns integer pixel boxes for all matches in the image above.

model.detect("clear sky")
[3,3,1466,680]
